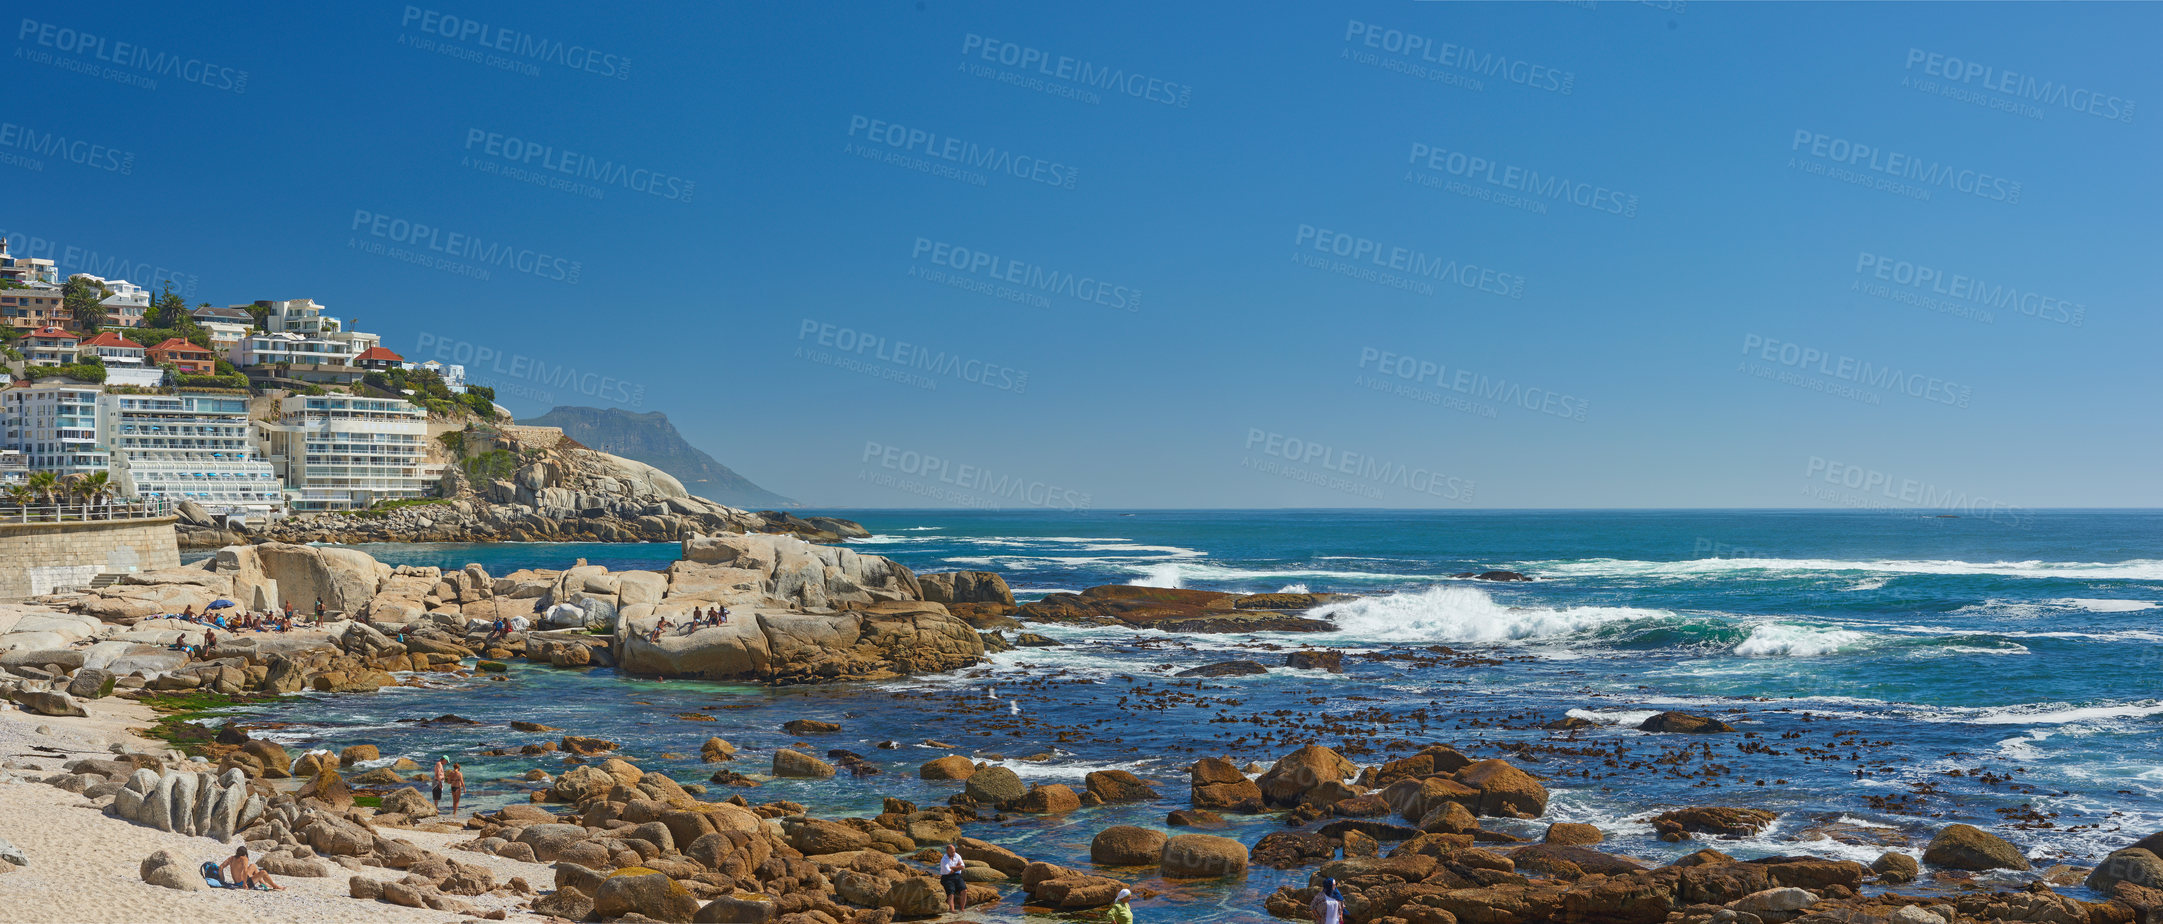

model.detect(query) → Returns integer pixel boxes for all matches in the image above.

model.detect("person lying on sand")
[220,846,283,890]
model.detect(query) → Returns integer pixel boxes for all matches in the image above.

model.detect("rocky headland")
[176,425,869,549]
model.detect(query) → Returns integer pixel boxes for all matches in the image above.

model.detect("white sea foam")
[2053,598,2159,612]
[1532,557,2163,581]
[1733,624,1870,657]
[1966,701,2163,725]
[1277,583,1311,594]
[1842,577,1890,591]
[1565,708,1661,726]
[1124,560,1416,589]
[1306,585,1674,644]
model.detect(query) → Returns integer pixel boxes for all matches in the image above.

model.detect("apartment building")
[250,393,431,511]
[148,338,219,374]
[74,275,151,328]
[0,240,57,286]
[0,282,66,333]
[99,390,283,520]
[0,383,109,476]
[22,326,79,366]
[79,331,146,366]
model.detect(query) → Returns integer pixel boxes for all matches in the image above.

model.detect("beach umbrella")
[206,599,236,609]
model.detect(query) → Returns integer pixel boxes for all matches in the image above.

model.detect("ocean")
[222,509,2163,920]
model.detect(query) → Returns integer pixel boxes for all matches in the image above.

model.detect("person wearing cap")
[1311,877,1346,924]
[1107,887,1134,923]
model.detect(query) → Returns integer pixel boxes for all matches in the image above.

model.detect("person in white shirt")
[1311,876,1345,924]
[938,842,969,911]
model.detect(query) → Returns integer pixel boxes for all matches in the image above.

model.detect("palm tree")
[26,471,58,508]
[1,485,32,509]
[77,471,115,509]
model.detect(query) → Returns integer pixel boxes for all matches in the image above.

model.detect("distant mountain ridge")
[523,406,796,508]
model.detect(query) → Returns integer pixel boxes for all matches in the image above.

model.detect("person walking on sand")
[220,845,283,891]
[1310,877,1346,924]
[1107,888,1134,923]
[431,758,447,808]
[448,762,466,815]
[314,597,326,621]
[938,843,968,912]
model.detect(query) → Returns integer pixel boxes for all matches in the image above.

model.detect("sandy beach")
[0,699,554,924]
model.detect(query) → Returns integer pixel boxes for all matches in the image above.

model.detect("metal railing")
[0,496,173,523]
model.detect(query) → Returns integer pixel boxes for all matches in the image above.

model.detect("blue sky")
[8,1,2157,509]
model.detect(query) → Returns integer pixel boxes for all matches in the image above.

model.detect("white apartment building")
[199,320,251,354]
[0,383,109,476]
[76,275,151,327]
[233,330,357,368]
[0,240,57,285]
[100,391,284,520]
[0,448,26,485]
[251,393,431,511]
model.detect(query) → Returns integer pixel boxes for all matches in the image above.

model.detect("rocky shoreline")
[4,538,2160,923]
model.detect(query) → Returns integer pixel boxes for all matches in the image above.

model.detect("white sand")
[0,700,555,923]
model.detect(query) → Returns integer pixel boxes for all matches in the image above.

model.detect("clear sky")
[7,1,2157,510]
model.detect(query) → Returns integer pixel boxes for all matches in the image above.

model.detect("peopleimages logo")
[350,209,581,284]
[1294,224,1525,299]
[861,441,1091,511]
[0,121,134,174]
[1788,130,2021,204]
[959,33,1192,108]
[910,238,1139,311]
[1341,20,1575,95]
[415,332,644,407]
[1405,142,1638,218]
[17,18,251,93]
[797,320,1030,393]
[1740,334,1972,408]
[1356,347,1589,421]
[846,116,1079,190]
[397,6,630,79]
[1243,428,1475,501]
[0,231,198,296]
[1904,48,2134,123]
[462,129,696,202]
[1854,252,2084,326]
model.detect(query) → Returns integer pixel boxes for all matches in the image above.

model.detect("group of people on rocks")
[160,598,338,659]
[647,605,729,643]
[482,614,532,644]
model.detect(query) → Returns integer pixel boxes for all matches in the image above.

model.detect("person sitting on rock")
[718,605,729,626]
[219,846,282,891]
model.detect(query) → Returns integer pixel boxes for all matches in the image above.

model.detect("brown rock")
[920,755,976,780]
[1453,759,1550,818]
[1161,833,1249,878]
[1651,806,1777,841]
[1922,824,2030,872]
[1086,769,1159,803]
[1009,783,1082,813]
[1091,826,1167,866]
[1637,711,1736,734]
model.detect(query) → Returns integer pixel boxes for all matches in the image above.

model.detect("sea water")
[223,509,2163,920]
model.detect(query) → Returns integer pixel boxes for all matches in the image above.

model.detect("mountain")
[522,406,797,508]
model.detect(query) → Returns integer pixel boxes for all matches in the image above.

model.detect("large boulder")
[1256,744,1359,808]
[965,765,1027,805]
[65,668,117,699]
[13,690,88,717]
[1009,783,1082,814]
[921,755,976,780]
[916,571,1016,606]
[593,869,697,923]
[772,749,834,779]
[2087,847,2163,892]
[1085,770,1159,803]
[215,543,390,615]
[1922,824,2030,871]
[1092,826,1168,866]
[1652,807,1777,840]
[1190,758,1264,813]
[1161,833,1249,878]
[1453,759,1550,818]
[139,849,202,891]
[1638,711,1735,734]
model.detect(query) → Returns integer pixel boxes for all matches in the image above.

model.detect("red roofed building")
[79,331,147,366]
[355,345,405,370]
[148,337,219,374]
[23,326,79,366]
